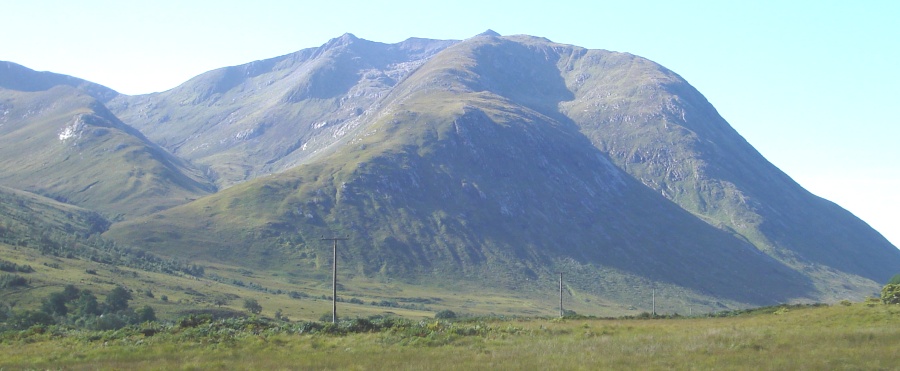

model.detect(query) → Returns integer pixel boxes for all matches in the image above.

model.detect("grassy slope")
[0,185,109,236]
[0,86,214,219]
[0,185,589,320]
[1,302,897,370]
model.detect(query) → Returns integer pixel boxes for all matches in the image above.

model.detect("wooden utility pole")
[322,236,348,323]
[559,272,564,317]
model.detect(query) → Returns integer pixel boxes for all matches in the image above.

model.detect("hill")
[0,64,216,219]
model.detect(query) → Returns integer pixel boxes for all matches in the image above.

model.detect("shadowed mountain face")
[4,32,897,311]
[101,33,898,309]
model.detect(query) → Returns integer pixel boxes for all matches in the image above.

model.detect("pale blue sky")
[2,0,898,247]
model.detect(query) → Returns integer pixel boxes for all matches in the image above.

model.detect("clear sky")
[2,0,898,247]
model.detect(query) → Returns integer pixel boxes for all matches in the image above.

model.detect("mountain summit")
[3,33,896,313]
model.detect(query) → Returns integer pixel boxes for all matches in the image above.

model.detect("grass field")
[0,241,630,323]
[1,302,897,370]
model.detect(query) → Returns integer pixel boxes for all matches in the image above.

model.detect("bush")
[0,274,28,288]
[105,286,132,312]
[243,298,262,314]
[136,305,156,322]
[7,310,54,330]
[274,309,288,322]
[344,318,376,332]
[41,292,69,316]
[434,309,457,319]
[881,284,900,305]
[88,311,133,331]
[178,314,213,328]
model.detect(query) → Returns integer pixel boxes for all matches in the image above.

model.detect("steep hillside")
[107,34,458,188]
[547,36,900,288]
[0,73,216,219]
[0,185,110,240]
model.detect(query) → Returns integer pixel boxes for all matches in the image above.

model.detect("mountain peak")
[476,29,501,37]
[319,33,361,51]
[339,32,359,42]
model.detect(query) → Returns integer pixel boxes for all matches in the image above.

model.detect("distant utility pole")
[322,236,349,324]
[652,288,656,317]
[559,272,564,317]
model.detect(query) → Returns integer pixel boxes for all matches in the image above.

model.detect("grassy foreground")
[1,302,898,370]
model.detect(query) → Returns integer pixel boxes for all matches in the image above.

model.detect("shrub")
[137,305,156,322]
[319,312,336,322]
[105,286,132,312]
[178,314,213,328]
[88,312,133,331]
[344,318,376,332]
[243,298,262,314]
[0,274,28,288]
[881,284,900,305]
[434,309,457,319]
[274,309,288,322]
[7,310,54,330]
[41,292,69,316]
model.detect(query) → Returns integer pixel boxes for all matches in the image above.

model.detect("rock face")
[4,32,898,312]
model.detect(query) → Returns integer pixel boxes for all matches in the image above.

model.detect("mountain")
[0,63,216,219]
[103,32,900,311]
[0,61,118,102]
[106,34,458,188]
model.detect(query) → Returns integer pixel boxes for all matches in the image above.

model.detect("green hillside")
[0,83,215,219]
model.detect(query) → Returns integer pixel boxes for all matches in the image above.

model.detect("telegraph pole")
[322,236,348,323]
[559,272,564,317]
